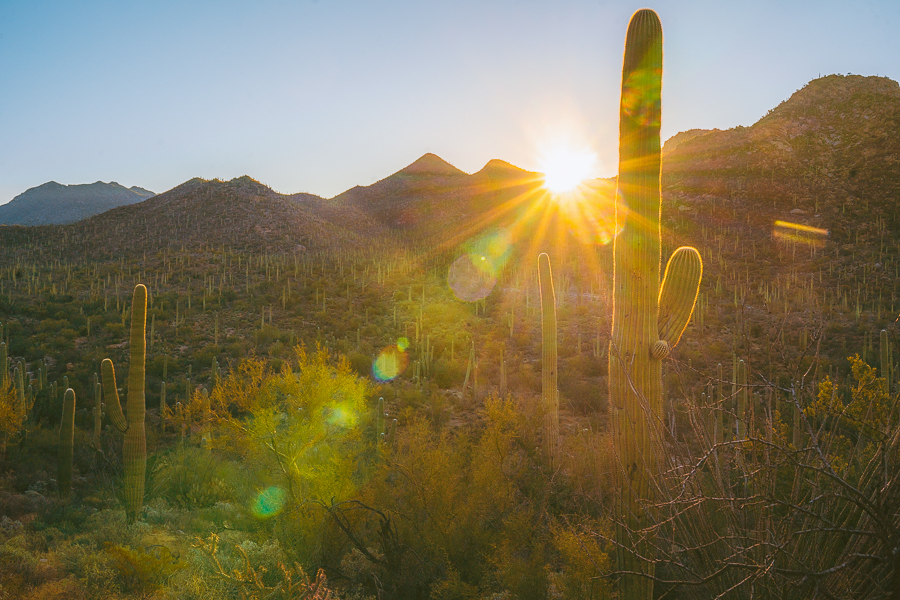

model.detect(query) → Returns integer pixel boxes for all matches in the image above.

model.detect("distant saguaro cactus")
[608,10,702,598]
[14,366,25,412]
[58,388,75,501]
[92,374,102,450]
[101,284,148,523]
[0,341,7,389]
[538,253,559,468]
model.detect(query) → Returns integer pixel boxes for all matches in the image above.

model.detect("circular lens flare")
[373,344,409,382]
[448,253,497,302]
[252,486,286,519]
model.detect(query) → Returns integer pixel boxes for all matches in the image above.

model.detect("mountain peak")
[475,159,532,176]
[759,74,900,125]
[397,153,466,177]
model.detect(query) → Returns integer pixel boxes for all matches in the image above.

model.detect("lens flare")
[373,344,408,382]
[252,486,286,519]
[773,220,828,249]
[448,253,497,302]
[448,229,512,302]
[774,220,828,236]
[325,404,358,427]
[622,67,662,127]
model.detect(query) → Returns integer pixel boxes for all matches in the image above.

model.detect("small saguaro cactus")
[736,359,748,439]
[376,397,385,446]
[607,10,703,599]
[14,365,25,412]
[159,381,167,434]
[92,376,103,451]
[201,388,211,447]
[100,284,148,523]
[538,253,559,468]
[58,388,76,501]
[880,329,893,394]
[0,341,7,389]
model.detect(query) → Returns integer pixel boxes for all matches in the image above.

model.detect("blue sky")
[1,0,898,203]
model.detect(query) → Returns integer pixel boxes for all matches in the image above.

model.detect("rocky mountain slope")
[662,74,900,239]
[64,176,382,257]
[0,181,154,225]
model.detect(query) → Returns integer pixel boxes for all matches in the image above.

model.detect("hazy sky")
[1,0,898,203]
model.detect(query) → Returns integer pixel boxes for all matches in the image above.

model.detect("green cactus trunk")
[538,253,559,468]
[58,388,75,501]
[100,284,147,523]
[608,10,702,598]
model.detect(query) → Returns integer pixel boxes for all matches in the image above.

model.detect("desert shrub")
[0,536,43,596]
[347,351,372,378]
[432,359,464,389]
[0,379,25,458]
[550,519,614,600]
[54,539,119,600]
[105,543,186,597]
[429,567,479,600]
[193,533,336,600]
[149,446,236,510]
[488,510,550,600]
[211,346,375,565]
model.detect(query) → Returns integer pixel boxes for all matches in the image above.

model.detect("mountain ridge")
[0,180,155,226]
[2,74,897,258]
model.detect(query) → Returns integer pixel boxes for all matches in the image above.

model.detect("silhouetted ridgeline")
[0,180,154,225]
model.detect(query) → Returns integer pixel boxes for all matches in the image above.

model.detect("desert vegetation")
[2,8,900,600]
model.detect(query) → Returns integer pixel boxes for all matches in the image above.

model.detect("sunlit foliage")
[0,378,28,457]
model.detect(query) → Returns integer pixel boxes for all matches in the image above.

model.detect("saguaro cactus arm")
[101,359,128,433]
[658,246,703,348]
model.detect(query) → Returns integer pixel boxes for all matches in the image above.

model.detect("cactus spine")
[58,388,75,501]
[608,10,702,598]
[100,284,148,523]
[538,253,559,467]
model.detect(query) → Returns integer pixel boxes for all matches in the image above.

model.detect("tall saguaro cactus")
[58,388,75,501]
[101,284,148,523]
[538,253,559,468]
[608,10,702,598]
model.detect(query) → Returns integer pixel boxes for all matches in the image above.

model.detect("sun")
[539,145,598,193]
